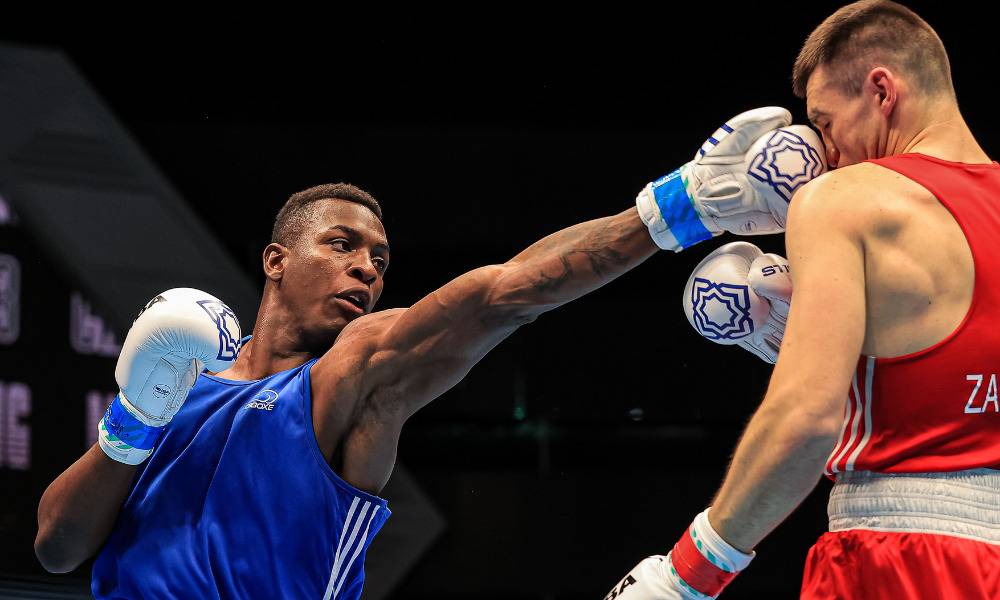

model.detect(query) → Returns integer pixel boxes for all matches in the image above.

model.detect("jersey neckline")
[201,363,312,386]
[898,152,999,169]
[201,371,268,385]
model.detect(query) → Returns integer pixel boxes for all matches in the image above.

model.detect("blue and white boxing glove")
[98,288,242,465]
[636,107,826,252]
[682,242,792,364]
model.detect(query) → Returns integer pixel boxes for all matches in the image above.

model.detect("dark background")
[1,3,993,597]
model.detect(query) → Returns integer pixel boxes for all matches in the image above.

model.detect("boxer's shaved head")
[272,183,383,248]
[792,0,953,100]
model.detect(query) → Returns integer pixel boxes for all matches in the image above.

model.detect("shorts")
[800,529,1000,599]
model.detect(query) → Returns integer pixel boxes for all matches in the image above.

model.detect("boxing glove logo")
[748,129,825,203]
[689,277,755,340]
[197,300,242,362]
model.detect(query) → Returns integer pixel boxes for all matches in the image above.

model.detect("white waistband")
[828,469,1000,545]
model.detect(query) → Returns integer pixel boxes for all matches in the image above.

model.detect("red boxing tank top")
[825,153,1000,475]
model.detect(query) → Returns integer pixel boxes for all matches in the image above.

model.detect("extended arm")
[502,207,658,308]
[350,206,658,415]
[330,108,824,417]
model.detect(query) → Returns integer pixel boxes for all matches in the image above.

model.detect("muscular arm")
[502,207,656,303]
[35,444,138,572]
[328,206,658,416]
[706,175,868,552]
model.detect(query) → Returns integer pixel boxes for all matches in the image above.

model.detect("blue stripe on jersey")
[92,359,391,600]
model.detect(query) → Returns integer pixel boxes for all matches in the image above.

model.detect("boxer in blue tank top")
[91,357,390,598]
[35,154,779,597]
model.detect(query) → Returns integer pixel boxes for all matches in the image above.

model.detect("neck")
[213,288,319,381]
[890,97,990,164]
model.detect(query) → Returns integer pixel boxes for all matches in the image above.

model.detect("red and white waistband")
[828,469,1000,545]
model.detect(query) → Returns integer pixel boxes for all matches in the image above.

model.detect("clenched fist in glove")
[636,106,826,252]
[98,288,242,465]
[682,242,792,363]
[606,509,754,599]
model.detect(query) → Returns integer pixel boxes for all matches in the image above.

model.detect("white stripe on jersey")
[828,369,863,474]
[324,497,359,600]
[826,382,856,476]
[845,357,876,470]
[324,497,370,600]
[332,505,381,598]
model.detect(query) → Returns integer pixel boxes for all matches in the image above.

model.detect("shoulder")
[310,308,408,391]
[789,163,887,217]
[308,308,410,417]
[788,162,921,241]
[315,308,409,370]
[336,308,408,346]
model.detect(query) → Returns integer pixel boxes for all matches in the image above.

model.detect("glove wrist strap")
[668,508,754,598]
[97,394,166,465]
[638,167,715,252]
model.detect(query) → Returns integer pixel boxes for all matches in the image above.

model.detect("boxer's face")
[279,199,389,340]
[805,65,887,169]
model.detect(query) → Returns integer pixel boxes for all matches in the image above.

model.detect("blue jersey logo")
[690,277,754,340]
[244,389,279,411]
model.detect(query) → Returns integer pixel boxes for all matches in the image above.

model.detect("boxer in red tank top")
[824,154,1000,478]
[607,2,1000,598]
[800,154,1000,599]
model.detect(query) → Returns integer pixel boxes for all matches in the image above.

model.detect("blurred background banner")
[0,44,259,331]
[0,3,989,597]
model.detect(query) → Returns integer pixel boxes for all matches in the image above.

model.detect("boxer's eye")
[329,239,351,252]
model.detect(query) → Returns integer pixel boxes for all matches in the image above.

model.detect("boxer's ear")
[866,67,897,118]
[263,243,288,282]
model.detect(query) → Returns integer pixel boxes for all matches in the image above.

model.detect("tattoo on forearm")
[534,255,574,293]
[530,222,632,294]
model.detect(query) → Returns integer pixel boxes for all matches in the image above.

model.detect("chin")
[325,315,352,331]
[313,311,349,334]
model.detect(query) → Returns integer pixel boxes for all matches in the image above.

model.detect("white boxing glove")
[636,106,826,252]
[607,510,754,600]
[606,556,690,600]
[98,288,242,464]
[682,242,792,363]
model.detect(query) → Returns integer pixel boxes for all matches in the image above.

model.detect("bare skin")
[34,446,139,573]
[706,63,989,552]
[35,198,659,571]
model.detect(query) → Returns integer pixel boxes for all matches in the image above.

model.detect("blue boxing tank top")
[92,358,391,599]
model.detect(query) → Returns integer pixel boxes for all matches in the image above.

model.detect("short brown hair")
[271,183,383,247]
[792,0,953,100]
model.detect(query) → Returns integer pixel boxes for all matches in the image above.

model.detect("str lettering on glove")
[682,242,792,364]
